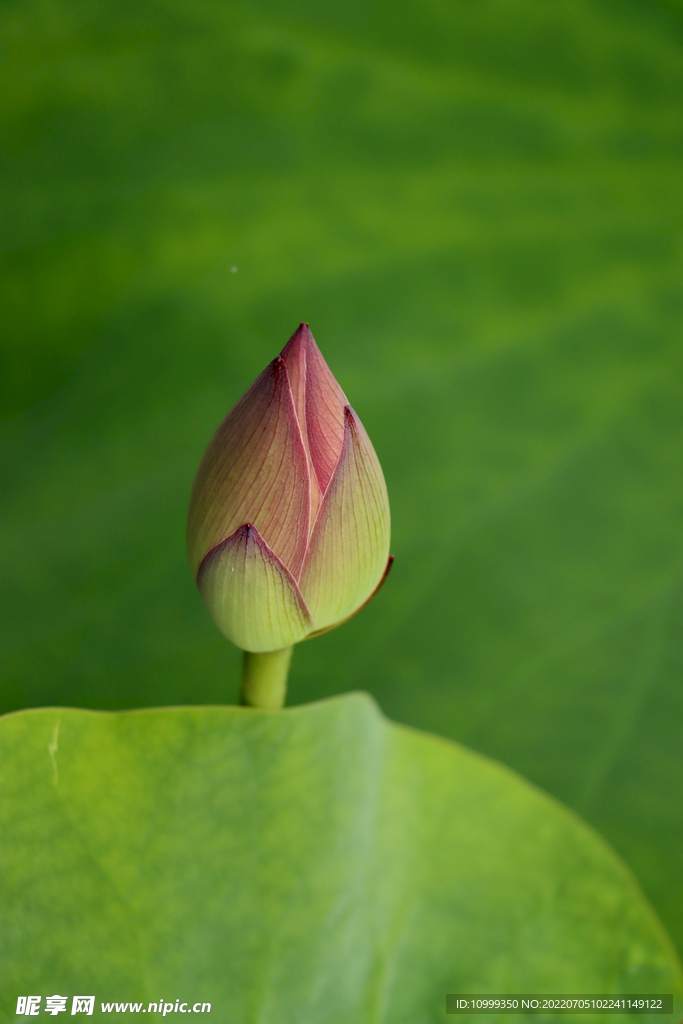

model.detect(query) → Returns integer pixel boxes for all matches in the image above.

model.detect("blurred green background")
[1,0,682,958]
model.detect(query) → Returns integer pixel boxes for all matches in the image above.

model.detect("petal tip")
[281,322,315,359]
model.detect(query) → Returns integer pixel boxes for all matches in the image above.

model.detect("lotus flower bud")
[187,324,392,653]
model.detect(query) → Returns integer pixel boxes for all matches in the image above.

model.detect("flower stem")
[241,648,293,710]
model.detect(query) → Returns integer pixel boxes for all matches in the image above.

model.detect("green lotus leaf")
[0,694,680,1021]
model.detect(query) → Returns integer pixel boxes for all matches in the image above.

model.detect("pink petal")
[197,524,314,652]
[279,323,322,525]
[299,406,391,631]
[187,357,310,579]
[280,323,347,498]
